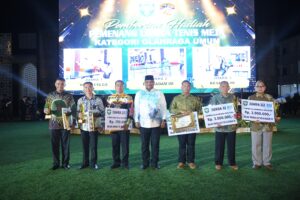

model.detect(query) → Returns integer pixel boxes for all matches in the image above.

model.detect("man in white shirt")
[134,75,167,169]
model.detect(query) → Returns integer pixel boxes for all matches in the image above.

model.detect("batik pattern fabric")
[248,93,278,132]
[134,89,167,128]
[77,95,105,131]
[44,91,76,130]
[169,94,202,115]
[209,93,238,132]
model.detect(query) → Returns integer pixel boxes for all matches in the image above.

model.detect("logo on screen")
[139,2,155,16]
[243,101,248,106]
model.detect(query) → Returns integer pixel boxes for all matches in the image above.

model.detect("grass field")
[0,118,300,200]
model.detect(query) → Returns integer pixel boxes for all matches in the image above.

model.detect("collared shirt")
[134,88,167,128]
[77,95,105,131]
[170,94,202,115]
[209,93,238,132]
[44,91,76,130]
[248,93,276,132]
[107,93,134,130]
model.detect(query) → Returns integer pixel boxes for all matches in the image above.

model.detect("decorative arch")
[21,63,37,98]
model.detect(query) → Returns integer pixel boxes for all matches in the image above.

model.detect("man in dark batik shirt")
[44,77,76,170]
[107,80,134,169]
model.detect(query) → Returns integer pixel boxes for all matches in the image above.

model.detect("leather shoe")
[188,163,197,169]
[123,164,129,169]
[230,165,239,171]
[177,162,185,169]
[140,164,149,170]
[264,164,273,170]
[215,165,222,171]
[110,164,120,169]
[79,164,89,169]
[93,164,99,170]
[152,164,160,170]
[51,165,60,170]
[252,164,261,169]
[63,164,71,170]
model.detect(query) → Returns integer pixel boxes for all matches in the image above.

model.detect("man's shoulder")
[77,96,85,101]
[248,94,256,100]
[94,95,103,101]
[189,94,199,100]
[123,94,133,100]
[47,91,58,98]
[264,94,273,100]
[211,93,221,99]
[47,91,56,96]
[173,94,186,99]
[63,91,73,97]
[228,93,236,99]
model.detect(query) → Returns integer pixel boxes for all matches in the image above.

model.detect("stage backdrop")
[59,0,255,95]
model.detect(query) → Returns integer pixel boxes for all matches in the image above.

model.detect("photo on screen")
[127,47,186,90]
[193,46,251,89]
[63,48,122,91]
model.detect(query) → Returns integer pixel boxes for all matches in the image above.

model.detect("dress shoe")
[79,164,89,169]
[230,165,239,171]
[140,164,149,170]
[188,163,197,169]
[110,164,120,169]
[252,164,261,169]
[93,164,99,170]
[51,165,60,170]
[63,164,71,170]
[152,164,160,170]
[264,164,273,170]
[123,164,129,170]
[177,162,185,169]
[215,165,222,171]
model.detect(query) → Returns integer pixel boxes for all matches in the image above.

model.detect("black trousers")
[215,131,236,166]
[177,133,196,163]
[111,131,130,166]
[50,129,70,167]
[81,130,98,166]
[140,127,161,167]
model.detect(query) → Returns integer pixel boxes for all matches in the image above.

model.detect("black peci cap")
[145,75,154,81]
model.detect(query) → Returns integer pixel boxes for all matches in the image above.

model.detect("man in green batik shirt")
[44,77,76,170]
[209,81,238,171]
[170,80,202,169]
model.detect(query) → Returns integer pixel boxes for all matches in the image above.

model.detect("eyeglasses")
[255,85,265,88]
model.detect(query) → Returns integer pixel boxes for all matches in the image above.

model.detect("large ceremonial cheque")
[105,107,131,131]
[167,112,200,136]
[202,103,237,128]
[241,99,275,123]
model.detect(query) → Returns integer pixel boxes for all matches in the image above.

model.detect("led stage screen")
[59,0,255,94]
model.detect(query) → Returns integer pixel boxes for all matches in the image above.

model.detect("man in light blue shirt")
[134,75,167,169]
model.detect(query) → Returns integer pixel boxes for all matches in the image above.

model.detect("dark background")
[0,0,299,120]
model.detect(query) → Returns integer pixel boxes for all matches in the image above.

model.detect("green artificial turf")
[0,118,300,200]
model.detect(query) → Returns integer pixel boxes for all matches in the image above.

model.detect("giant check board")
[105,107,132,131]
[202,103,237,128]
[241,99,275,123]
[167,112,200,136]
